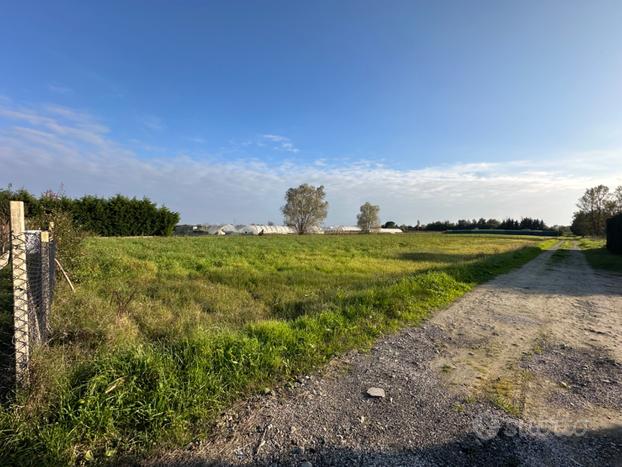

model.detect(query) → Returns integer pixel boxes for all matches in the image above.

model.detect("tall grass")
[0,234,551,464]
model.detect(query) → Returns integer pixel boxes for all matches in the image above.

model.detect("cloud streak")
[262,134,300,153]
[1,101,621,225]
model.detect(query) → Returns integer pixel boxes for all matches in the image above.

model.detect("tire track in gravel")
[151,243,622,466]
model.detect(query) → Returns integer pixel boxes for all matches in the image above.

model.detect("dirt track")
[152,244,622,466]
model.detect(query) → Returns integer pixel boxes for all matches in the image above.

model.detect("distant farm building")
[324,226,403,234]
[174,224,401,236]
[325,225,362,234]
[238,225,295,235]
[376,228,403,234]
[175,224,297,236]
[205,224,237,235]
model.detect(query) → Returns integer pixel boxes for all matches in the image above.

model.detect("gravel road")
[151,244,622,466]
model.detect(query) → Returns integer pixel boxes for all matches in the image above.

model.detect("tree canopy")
[572,184,622,236]
[281,184,328,234]
[356,202,380,232]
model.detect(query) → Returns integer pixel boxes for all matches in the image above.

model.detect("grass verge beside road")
[0,234,554,465]
[579,238,622,274]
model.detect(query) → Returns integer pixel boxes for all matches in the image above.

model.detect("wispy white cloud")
[262,134,288,142]
[262,133,300,153]
[0,101,621,225]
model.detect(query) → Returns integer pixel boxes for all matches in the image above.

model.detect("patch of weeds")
[491,393,522,418]
[463,393,478,404]
[452,402,464,413]
[522,334,548,358]
[486,370,533,418]
[532,336,546,355]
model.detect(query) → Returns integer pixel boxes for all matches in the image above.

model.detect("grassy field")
[0,233,554,464]
[579,237,622,274]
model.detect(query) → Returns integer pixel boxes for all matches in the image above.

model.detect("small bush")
[28,209,87,274]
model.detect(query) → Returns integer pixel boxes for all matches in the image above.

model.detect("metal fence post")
[10,201,29,386]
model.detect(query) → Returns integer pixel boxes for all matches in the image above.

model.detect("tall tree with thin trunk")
[576,185,612,236]
[357,202,380,233]
[282,184,328,234]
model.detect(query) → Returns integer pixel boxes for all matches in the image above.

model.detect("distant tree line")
[0,186,179,236]
[571,185,622,237]
[384,217,549,232]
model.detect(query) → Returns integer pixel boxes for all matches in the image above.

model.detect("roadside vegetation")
[571,184,622,237]
[0,233,554,464]
[579,238,622,274]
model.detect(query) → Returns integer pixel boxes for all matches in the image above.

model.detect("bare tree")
[357,202,380,233]
[282,184,328,234]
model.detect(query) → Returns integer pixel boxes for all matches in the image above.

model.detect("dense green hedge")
[70,195,179,236]
[607,214,622,254]
[0,188,179,237]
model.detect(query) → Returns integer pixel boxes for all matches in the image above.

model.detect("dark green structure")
[606,213,622,254]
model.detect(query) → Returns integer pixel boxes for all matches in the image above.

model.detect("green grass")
[487,370,533,418]
[579,238,622,274]
[549,248,570,263]
[547,239,573,265]
[0,233,553,465]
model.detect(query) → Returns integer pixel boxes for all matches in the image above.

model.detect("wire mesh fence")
[0,252,13,400]
[0,220,56,397]
[25,231,57,348]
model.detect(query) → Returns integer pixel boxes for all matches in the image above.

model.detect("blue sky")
[1,0,621,225]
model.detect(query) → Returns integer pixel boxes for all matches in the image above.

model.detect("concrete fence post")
[10,201,29,387]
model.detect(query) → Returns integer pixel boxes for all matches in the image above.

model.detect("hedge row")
[607,214,622,254]
[1,188,179,237]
